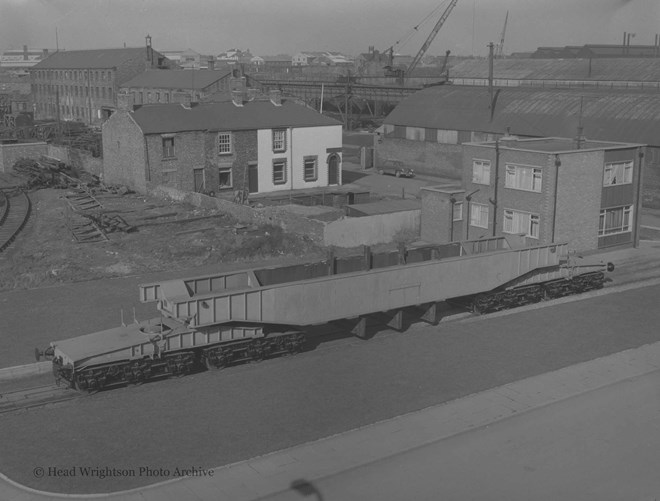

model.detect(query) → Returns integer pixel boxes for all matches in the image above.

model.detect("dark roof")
[450,58,660,83]
[384,86,660,146]
[130,100,341,134]
[33,48,150,69]
[121,69,231,90]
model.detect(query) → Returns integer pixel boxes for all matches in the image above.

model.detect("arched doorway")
[327,153,340,186]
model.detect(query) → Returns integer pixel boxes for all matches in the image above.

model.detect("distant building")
[30,41,176,124]
[292,51,353,67]
[421,137,645,252]
[120,69,237,105]
[216,49,254,66]
[532,44,660,59]
[102,91,343,195]
[260,55,293,73]
[1,46,52,70]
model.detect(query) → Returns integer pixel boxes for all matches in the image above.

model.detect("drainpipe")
[289,127,294,196]
[490,139,500,236]
[551,154,561,243]
[633,148,645,247]
[449,196,456,242]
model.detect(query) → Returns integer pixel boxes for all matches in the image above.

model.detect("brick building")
[120,69,236,105]
[29,44,175,125]
[421,137,645,252]
[102,91,342,195]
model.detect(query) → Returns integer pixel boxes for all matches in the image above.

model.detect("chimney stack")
[116,91,134,112]
[23,45,28,61]
[208,58,215,70]
[269,89,282,106]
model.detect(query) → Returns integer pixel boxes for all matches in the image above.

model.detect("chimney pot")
[232,90,244,107]
[269,89,282,106]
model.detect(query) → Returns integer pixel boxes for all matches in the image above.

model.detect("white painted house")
[102,91,343,195]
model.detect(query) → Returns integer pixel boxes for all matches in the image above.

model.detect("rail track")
[0,190,31,253]
[0,383,78,415]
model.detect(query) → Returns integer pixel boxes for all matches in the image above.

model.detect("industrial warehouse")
[2,1,660,499]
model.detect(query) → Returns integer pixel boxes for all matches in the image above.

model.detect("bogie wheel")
[204,355,227,371]
[395,170,401,177]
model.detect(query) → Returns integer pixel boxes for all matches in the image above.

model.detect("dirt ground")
[0,186,325,291]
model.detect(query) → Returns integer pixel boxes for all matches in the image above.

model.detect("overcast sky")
[1,0,658,57]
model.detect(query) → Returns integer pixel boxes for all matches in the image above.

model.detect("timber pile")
[12,156,100,190]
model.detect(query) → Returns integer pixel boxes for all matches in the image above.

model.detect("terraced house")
[102,90,343,195]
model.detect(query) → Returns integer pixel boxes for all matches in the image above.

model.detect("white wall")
[324,210,421,247]
[257,125,342,193]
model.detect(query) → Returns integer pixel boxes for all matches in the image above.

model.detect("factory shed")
[449,58,660,88]
[379,85,660,178]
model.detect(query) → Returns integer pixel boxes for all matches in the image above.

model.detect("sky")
[1,0,658,57]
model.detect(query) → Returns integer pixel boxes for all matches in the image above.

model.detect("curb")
[0,361,51,381]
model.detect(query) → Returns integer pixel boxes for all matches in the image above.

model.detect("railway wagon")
[43,236,613,392]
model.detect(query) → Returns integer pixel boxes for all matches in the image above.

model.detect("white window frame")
[453,201,463,221]
[505,164,542,192]
[273,158,287,185]
[218,167,232,189]
[599,205,633,236]
[273,129,287,152]
[303,156,318,182]
[503,209,540,239]
[472,159,491,185]
[470,202,489,228]
[603,161,633,186]
[217,132,232,155]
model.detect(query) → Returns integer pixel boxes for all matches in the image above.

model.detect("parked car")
[377,159,415,178]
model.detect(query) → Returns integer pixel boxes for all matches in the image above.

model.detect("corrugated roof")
[450,58,660,82]
[130,100,342,134]
[121,69,231,90]
[33,48,149,69]
[384,86,660,146]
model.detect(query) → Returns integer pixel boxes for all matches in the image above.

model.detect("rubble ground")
[0,188,325,291]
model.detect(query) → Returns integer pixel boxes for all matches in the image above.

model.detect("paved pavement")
[3,329,660,500]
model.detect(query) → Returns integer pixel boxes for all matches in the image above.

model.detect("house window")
[217,132,232,154]
[472,159,491,185]
[599,206,633,236]
[218,167,232,189]
[603,161,633,186]
[453,202,463,221]
[503,209,540,239]
[505,164,542,192]
[303,156,318,182]
[273,129,286,152]
[162,137,175,158]
[273,159,287,185]
[470,203,489,228]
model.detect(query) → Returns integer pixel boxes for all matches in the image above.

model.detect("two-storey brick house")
[421,137,645,252]
[102,91,343,195]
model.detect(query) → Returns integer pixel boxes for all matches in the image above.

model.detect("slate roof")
[121,69,232,90]
[33,48,150,69]
[450,58,660,83]
[130,100,341,134]
[384,85,660,146]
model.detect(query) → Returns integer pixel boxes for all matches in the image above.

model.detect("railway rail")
[0,190,31,253]
[0,383,78,415]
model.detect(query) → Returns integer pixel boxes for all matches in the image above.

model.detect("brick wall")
[0,142,48,173]
[47,144,103,177]
[554,150,603,252]
[202,129,257,195]
[101,110,147,190]
[376,137,463,178]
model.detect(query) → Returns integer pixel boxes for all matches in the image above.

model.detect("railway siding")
[0,191,31,253]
